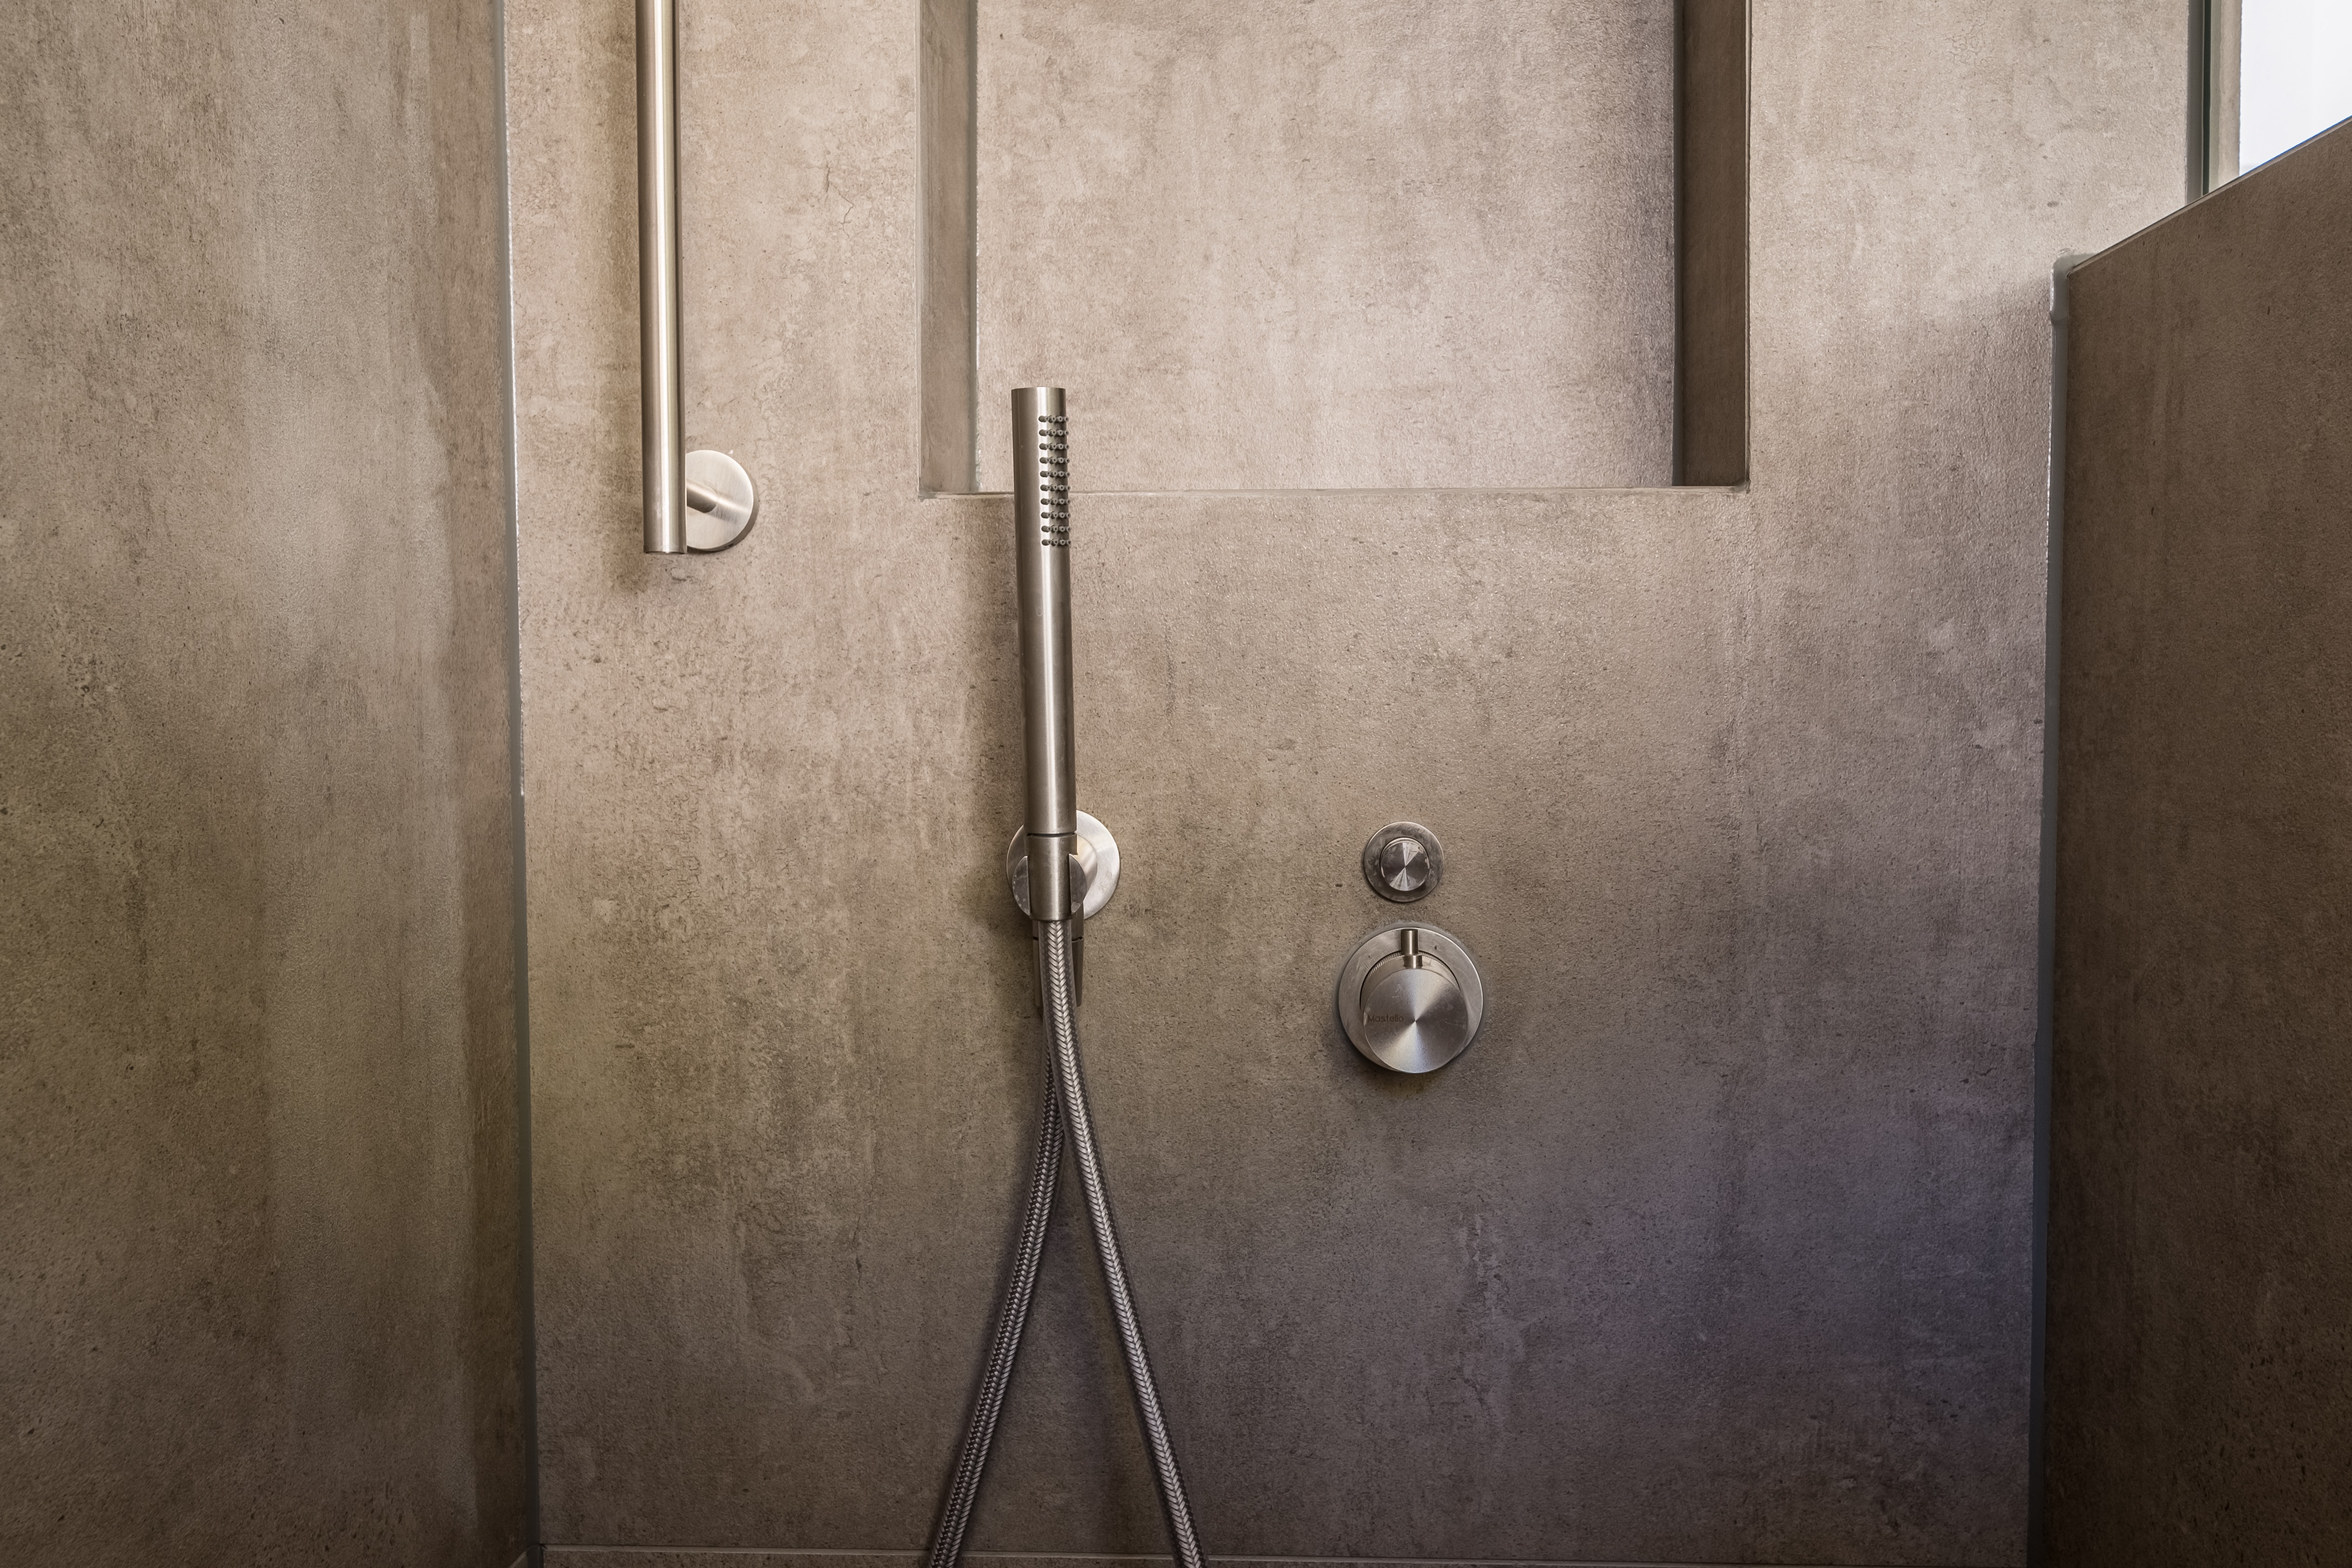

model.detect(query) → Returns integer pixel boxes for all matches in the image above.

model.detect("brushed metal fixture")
[638,0,756,554]
[929,388,1204,1568]
[1007,387,1086,1007]
[1362,821,1443,903]
[1013,387,1077,921]
[684,449,757,551]
[1337,922,1485,1074]
[1007,811,1120,921]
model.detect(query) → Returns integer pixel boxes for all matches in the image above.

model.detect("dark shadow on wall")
[1674,0,1749,487]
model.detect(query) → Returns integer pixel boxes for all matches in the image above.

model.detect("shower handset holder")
[1003,389,1119,1005]
[637,0,756,554]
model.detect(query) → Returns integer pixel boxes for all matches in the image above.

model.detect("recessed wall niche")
[920,0,1747,494]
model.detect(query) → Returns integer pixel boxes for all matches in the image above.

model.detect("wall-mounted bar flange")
[684,449,757,552]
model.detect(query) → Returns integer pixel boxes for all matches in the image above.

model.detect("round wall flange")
[1006,811,1121,920]
[684,448,758,552]
[1361,821,1443,903]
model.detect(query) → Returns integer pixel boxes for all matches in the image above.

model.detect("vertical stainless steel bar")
[638,0,686,554]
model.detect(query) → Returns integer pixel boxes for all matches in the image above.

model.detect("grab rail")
[637,0,756,554]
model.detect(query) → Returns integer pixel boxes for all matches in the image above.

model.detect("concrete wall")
[506,1,2184,1561]
[0,5,527,1564]
[966,0,1675,493]
[2046,120,2352,1566]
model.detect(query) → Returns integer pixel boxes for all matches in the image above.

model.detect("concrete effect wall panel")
[506,0,2183,1559]
[2046,121,2352,1566]
[967,0,1676,494]
[0,4,527,1563]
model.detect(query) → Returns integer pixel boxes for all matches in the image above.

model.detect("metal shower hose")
[925,919,1204,1568]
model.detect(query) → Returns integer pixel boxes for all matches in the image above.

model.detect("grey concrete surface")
[968,0,1675,494]
[2046,120,2352,1566]
[506,0,2185,1560]
[0,4,527,1564]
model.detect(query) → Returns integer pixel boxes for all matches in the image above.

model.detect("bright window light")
[2239,0,2352,173]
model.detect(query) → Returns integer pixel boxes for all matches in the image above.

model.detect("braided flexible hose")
[924,1065,1062,1568]
[923,920,1205,1568]
[1040,919,1206,1568]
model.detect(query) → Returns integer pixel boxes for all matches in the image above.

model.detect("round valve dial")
[1336,923,1485,1074]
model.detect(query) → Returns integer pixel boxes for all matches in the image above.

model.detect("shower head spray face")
[1013,387,1077,921]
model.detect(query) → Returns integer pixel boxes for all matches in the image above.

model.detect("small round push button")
[1361,822,1443,904]
[1378,835,1430,896]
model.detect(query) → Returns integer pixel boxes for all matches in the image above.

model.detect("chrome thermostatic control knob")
[1336,922,1485,1074]
[1362,821,1443,903]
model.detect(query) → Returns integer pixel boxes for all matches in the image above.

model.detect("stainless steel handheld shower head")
[931,388,1201,1568]
[1013,387,1077,921]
